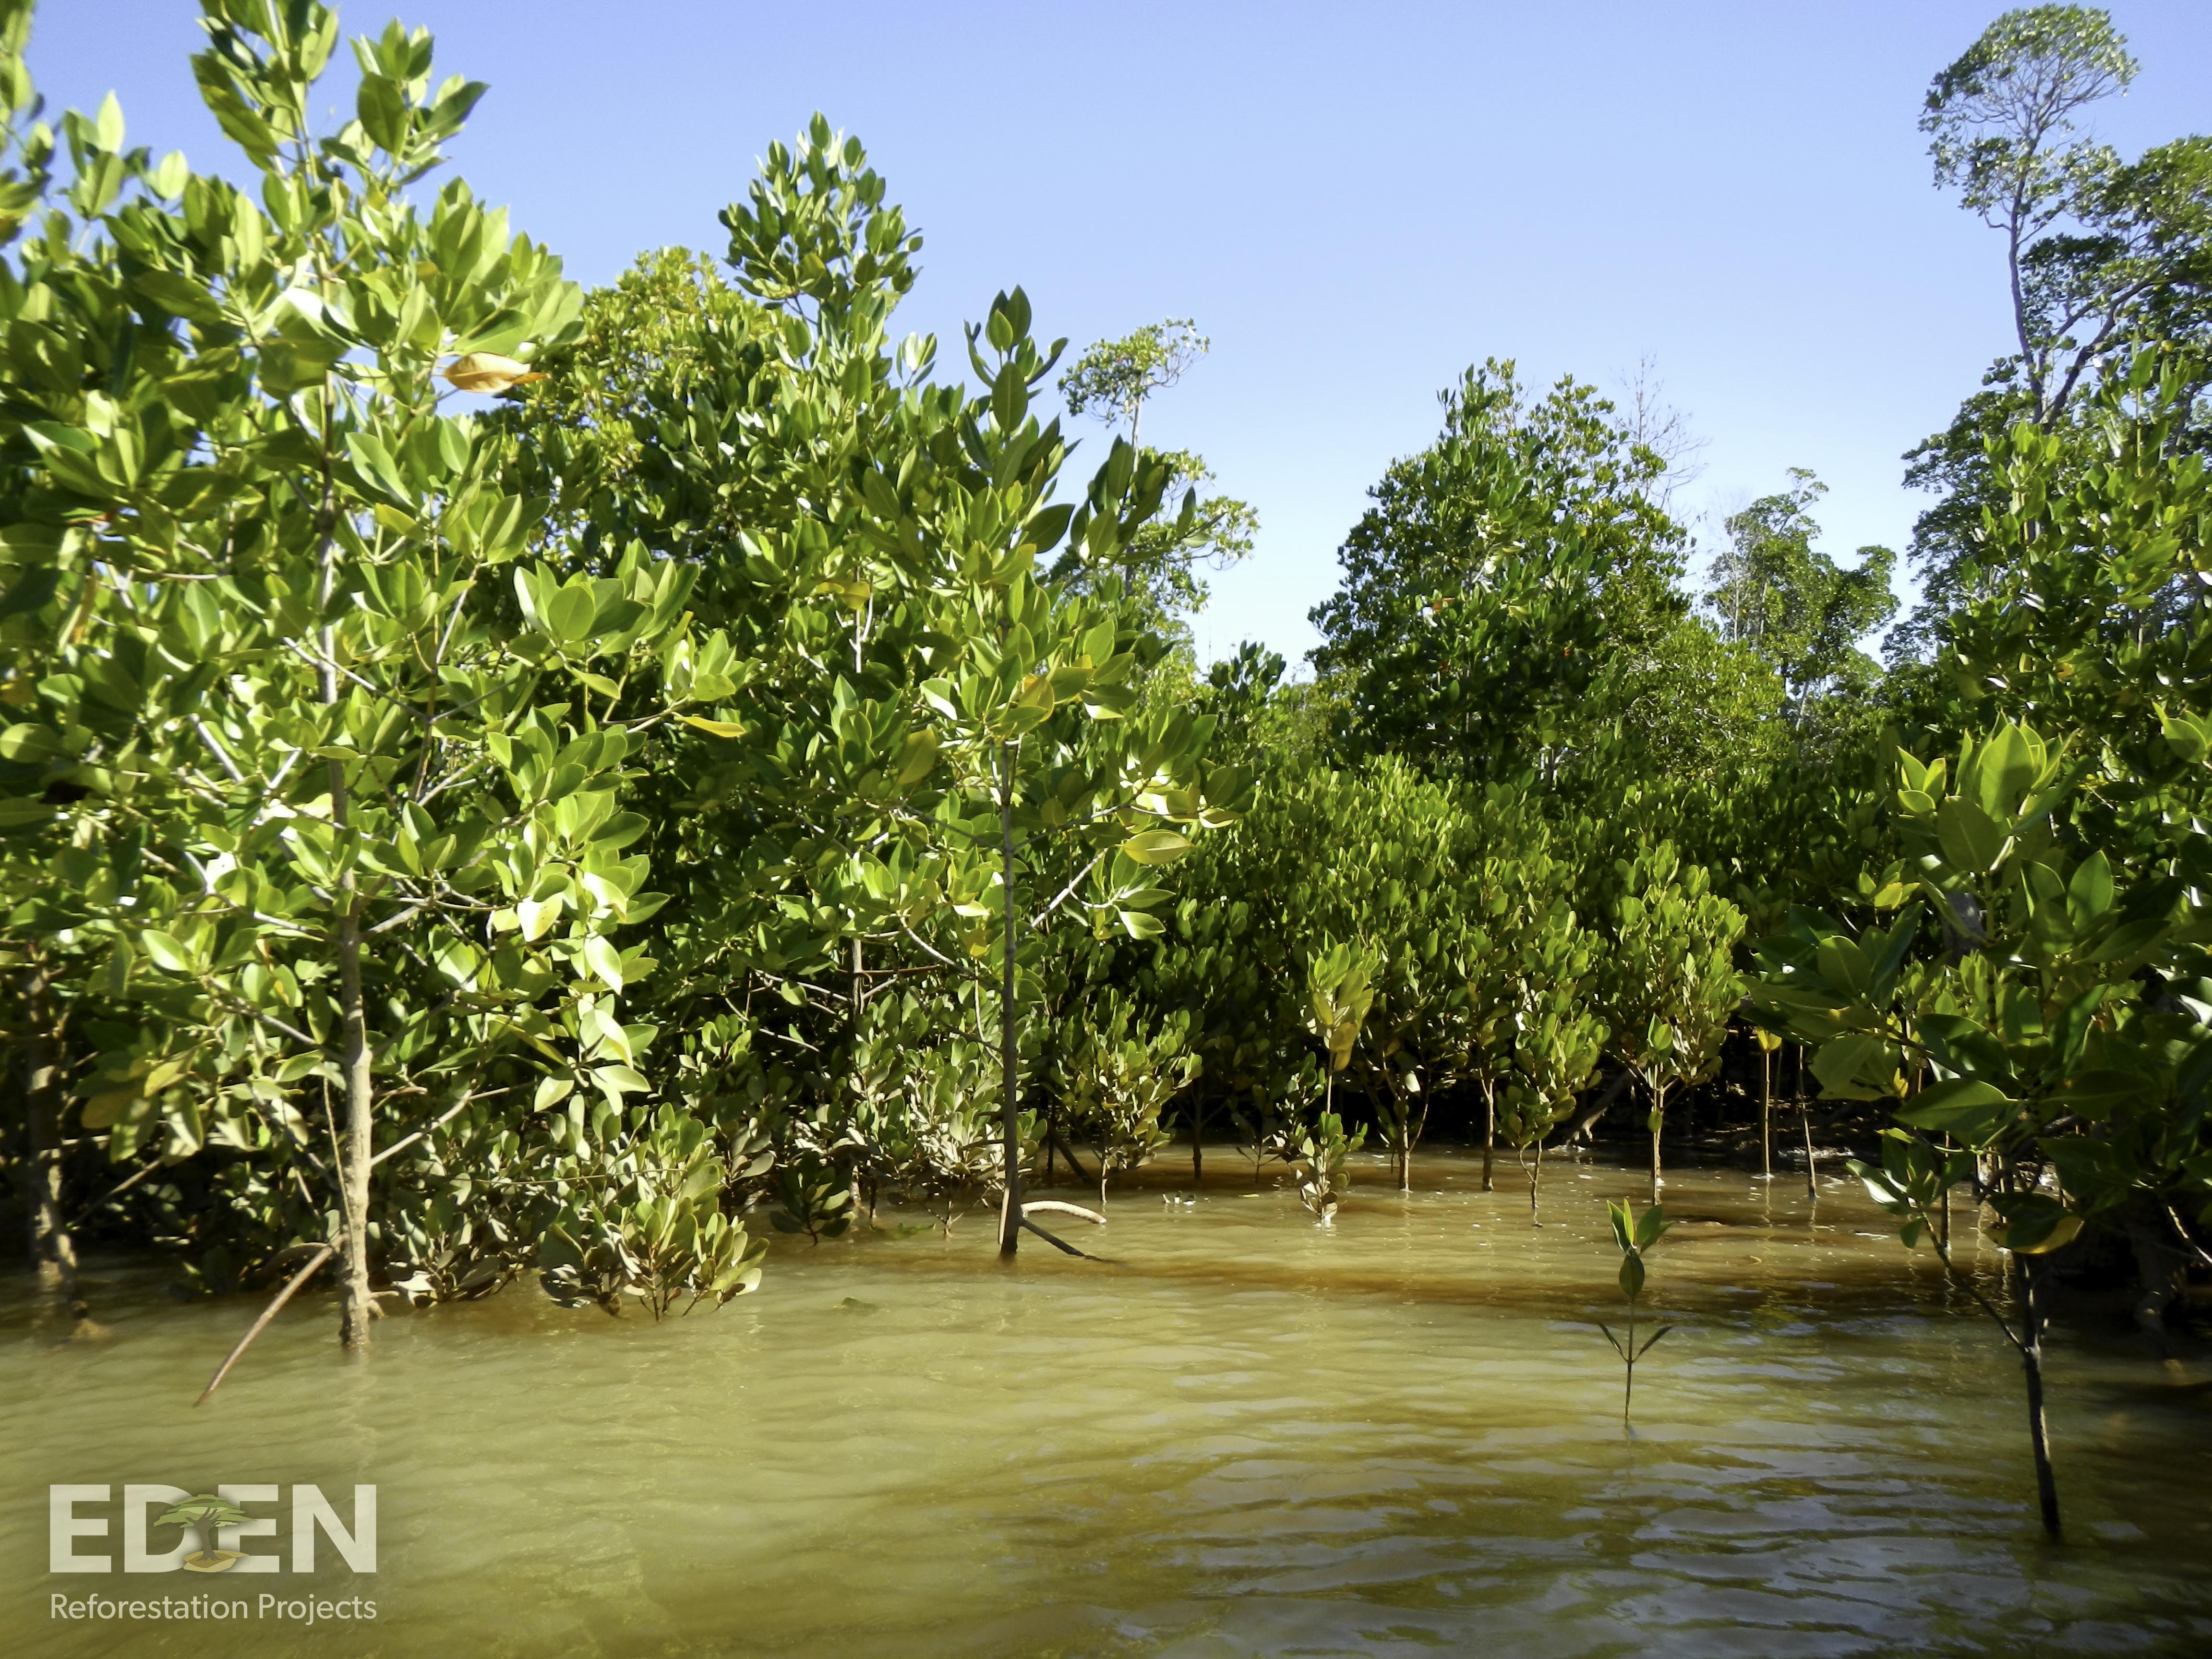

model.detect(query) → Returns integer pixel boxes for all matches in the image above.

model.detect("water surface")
[8,1152,2210,1657]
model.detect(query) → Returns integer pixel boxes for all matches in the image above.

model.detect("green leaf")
[1119,909,1166,940]
[1986,1195,2082,1255]
[1936,796,2008,874]
[1815,936,1871,997]
[0,722,60,762]
[139,931,194,973]
[1120,829,1192,866]
[2049,1069,2153,1121]
[546,583,596,644]
[2086,915,2166,965]
[1617,1252,1646,1300]
[583,935,624,991]
[132,269,225,325]
[2067,851,2114,928]
[1894,1078,2014,1143]
[1811,1032,1890,1100]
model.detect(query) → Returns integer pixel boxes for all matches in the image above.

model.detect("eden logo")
[50,1485,375,1575]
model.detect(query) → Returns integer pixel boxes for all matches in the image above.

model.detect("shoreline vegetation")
[1,0,2208,1572]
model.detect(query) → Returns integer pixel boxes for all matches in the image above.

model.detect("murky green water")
[7,1151,2211,1658]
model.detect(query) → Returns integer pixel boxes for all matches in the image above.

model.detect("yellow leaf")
[440,352,548,394]
[681,714,745,740]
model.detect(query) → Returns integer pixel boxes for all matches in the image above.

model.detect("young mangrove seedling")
[1597,1198,1674,1420]
[1286,1107,1366,1225]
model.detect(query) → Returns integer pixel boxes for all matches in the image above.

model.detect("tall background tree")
[1894,3,2212,658]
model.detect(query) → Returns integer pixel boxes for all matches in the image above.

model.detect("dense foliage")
[2,0,2208,1543]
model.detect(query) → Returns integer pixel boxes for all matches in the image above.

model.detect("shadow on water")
[5,1151,2210,1658]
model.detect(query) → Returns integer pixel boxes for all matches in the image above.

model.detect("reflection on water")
[6,1152,2210,1658]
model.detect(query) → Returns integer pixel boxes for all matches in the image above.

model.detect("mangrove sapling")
[1597,1199,1674,1420]
[854,295,1243,1255]
[1500,903,1607,1224]
[538,1112,768,1319]
[1755,720,2212,1541]
[890,1042,1007,1234]
[1846,1130,2075,1539]
[1755,1026,1781,1181]
[1057,998,1198,1206]
[1306,938,1378,1139]
[1462,913,1518,1196]
[1287,1108,1366,1224]
[1606,843,1743,1204]
[156,1495,253,1574]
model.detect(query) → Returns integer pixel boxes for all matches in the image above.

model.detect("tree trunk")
[997,741,1021,1257]
[318,490,376,1349]
[1481,1076,1495,1192]
[333,898,375,1349]
[1190,1098,1202,1184]
[325,687,376,1348]
[1649,1079,1666,1206]
[1938,1134,1954,1256]
[1759,1048,1771,1181]
[21,961,86,1322]
[1528,1140,1543,1225]
[2013,1251,2062,1539]
[1622,1300,1636,1421]
[1801,1098,1817,1201]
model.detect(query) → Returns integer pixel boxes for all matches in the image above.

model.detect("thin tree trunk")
[1190,1098,1202,1184]
[1528,1140,1543,1224]
[333,898,375,1348]
[1760,1048,1771,1181]
[848,614,867,1033]
[1938,1134,1953,1254]
[1623,1299,1636,1421]
[2013,1251,2062,1539]
[315,439,375,1350]
[1481,1076,1495,1192]
[997,740,1021,1257]
[1649,1079,1666,1205]
[21,960,86,1322]
[1801,1098,1817,1201]
[324,633,375,1350]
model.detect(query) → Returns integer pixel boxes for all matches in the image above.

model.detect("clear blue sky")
[35,2,2212,667]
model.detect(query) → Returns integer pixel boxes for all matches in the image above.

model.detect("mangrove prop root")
[196,1242,337,1406]
[1019,1215,1113,1262]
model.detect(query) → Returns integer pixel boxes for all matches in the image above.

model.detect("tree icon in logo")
[157,1493,252,1573]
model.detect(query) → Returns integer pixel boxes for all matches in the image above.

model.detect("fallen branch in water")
[195,1242,336,1407]
[1022,1200,1106,1226]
